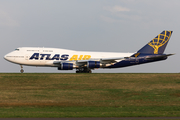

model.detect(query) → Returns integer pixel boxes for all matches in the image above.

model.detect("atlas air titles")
[29,53,91,61]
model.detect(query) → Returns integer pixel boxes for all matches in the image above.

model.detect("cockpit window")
[15,49,19,51]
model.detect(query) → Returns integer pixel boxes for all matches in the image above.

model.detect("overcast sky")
[0,0,179,73]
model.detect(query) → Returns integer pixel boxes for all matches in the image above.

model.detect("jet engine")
[58,63,73,70]
[87,61,101,69]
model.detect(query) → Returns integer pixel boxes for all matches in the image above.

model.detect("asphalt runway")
[1,117,180,120]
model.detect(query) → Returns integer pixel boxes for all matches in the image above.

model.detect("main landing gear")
[20,65,24,73]
[76,68,92,73]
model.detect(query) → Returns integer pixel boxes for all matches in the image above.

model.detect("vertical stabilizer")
[136,30,172,55]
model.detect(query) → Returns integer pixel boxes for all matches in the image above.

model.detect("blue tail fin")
[135,30,172,55]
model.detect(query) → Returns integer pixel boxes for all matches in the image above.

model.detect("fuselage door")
[39,48,45,65]
[25,54,29,61]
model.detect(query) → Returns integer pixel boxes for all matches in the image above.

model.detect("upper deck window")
[15,49,19,51]
[43,50,53,52]
[27,50,39,52]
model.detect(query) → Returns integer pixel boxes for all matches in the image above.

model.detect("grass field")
[0,73,180,118]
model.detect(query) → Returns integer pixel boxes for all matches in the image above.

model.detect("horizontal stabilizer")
[146,54,174,60]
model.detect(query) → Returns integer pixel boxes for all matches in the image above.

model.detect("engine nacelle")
[58,63,73,70]
[87,61,100,69]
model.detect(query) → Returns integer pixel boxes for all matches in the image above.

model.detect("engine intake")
[58,63,73,70]
[87,61,100,68]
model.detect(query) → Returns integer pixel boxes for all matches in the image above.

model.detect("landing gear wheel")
[20,69,24,73]
[76,68,92,73]
[76,69,80,73]
[20,65,24,73]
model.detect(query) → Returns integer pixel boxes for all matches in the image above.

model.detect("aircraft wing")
[53,61,74,64]
[101,57,124,61]
[53,57,125,66]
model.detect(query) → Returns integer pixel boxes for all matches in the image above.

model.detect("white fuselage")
[4,47,133,67]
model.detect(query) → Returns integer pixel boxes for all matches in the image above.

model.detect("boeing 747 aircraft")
[4,30,174,73]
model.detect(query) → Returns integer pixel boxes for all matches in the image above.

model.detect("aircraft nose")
[4,54,8,60]
[4,53,13,62]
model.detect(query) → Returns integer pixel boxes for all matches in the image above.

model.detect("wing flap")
[101,57,124,61]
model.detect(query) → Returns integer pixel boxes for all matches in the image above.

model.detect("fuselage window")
[43,50,53,52]
[27,50,39,52]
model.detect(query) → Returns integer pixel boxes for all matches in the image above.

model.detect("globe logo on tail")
[148,31,172,54]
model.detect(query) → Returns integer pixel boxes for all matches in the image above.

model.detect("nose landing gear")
[20,65,24,73]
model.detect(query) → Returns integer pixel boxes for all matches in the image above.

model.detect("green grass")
[0,73,180,117]
[0,106,180,118]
